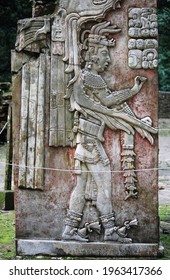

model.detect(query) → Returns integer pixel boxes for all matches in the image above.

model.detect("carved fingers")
[131,76,147,95]
[134,75,147,87]
[141,116,152,126]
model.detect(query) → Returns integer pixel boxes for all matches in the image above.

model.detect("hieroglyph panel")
[128,8,158,69]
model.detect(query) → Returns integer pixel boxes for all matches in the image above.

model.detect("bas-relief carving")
[15,18,50,53]
[13,1,158,242]
[57,3,157,241]
[128,8,158,70]
[13,17,51,190]
[121,133,138,201]
[49,0,122,147]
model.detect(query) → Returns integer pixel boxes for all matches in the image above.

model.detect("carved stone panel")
[49,14,74,147]
[13,0,160,257]
[15,18,50,53]
[128,8,158,69]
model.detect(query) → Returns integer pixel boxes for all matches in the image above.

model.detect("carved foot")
[62,229,88,242]
[104,233,132,243]
[104,228,132,243]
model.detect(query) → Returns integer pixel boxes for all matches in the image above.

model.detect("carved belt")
[78,118,105,141]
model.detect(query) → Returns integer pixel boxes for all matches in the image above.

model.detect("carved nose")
[106,56,111,62]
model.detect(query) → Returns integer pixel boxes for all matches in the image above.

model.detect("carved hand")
[130,76,147,96]
[141,116,152,126]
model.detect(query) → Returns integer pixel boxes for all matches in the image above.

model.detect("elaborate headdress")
[81,21,121,50]
[64,20,121,88]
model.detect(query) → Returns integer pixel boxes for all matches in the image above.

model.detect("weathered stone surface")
[17,239,159,257]
[13,0,159,257]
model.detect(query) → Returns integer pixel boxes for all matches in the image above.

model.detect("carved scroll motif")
[128,8,158,69]
[15,18,50,53]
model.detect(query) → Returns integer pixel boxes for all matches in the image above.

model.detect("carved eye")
[101,51,108,56]
[92,0,108,5]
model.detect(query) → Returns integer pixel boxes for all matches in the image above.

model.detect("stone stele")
[12,0,161,257]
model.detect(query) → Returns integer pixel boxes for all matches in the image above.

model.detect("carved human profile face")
[92,45,111,73]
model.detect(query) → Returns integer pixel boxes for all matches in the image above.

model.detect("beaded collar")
[83,69,107,89]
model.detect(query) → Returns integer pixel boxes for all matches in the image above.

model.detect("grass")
[0,209,170,260]
[160,235,170,259]
[159,205,170,222]
[159,205,170,259]
[0,211,15,259]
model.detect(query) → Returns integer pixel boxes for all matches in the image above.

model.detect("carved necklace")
[83,69,107,89]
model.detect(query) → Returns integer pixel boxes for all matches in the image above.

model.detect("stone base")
[0,191,14,210]
[16,239,162,258]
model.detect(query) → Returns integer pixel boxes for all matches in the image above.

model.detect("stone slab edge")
[17,239,160,257]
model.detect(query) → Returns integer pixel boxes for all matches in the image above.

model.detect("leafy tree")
[0,0,170,91]
[158,0,170,91]
[0,0,32,82]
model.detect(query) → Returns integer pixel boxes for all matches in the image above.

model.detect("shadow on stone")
[0,191,14,210]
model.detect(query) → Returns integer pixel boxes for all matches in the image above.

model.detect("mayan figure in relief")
[14,0,158,243]
[61,18,157,242]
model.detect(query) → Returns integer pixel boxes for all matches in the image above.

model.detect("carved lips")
[92,0,108,4]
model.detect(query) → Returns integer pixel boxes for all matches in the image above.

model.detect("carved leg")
[62,210,88,242]
[100,213,132,243]
[69,163,87,212]
[86,161,112,215]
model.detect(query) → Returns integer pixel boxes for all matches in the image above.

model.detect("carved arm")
[94,76,147,107]
[94,88,131,107]
[74,80,115,115]
[73,78,157,135]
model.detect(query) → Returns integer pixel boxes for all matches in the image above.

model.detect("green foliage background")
[158,0,170,91]
[0,0,170,91]
[0,0,32,82]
